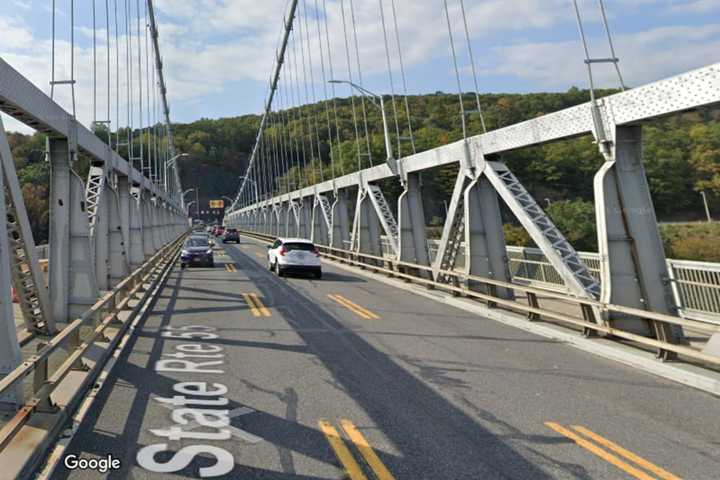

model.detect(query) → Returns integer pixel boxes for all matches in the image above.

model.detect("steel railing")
[375,238,720,326]
[0,232,187,474]
[250,230,720,367]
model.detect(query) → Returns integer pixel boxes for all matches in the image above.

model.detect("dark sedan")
[222,228,240,243]
[180,237,214,268]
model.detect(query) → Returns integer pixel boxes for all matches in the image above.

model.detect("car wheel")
[208,260,215,268]
[180,263,187,269]
[314,270,322,279]
[267,258,273,271]
[275,260,284,277]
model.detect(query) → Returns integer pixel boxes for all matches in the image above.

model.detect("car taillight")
[313,249,320,256]
[279,246,286,256]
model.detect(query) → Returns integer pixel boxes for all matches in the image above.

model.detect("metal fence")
[378,238,720,326]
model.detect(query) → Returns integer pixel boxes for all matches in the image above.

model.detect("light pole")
[329,80,394,168]
[165,153,189,193]
[700,191,712,222]
[182,188,198,218]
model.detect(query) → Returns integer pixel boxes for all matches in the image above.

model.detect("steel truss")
[229,63,720,355]
[0,56,187,410]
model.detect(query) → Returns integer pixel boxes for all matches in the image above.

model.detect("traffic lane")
[55,255,354,479]
[231,236,720,479]
[223,240,563,479]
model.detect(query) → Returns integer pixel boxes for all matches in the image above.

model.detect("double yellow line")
[319,419,395,480]
[545,422,680,480]
[328,294,379,320]
[225,263,238,272]
[243,293,271,317]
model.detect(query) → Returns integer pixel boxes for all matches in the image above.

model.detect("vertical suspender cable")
[93,0,98,124]
[114,0,120,151]
[315,0,337,181]
[71,0,76,117]
[596,0,626,90]
[443,0,468,140]
[106,0,112,144]
[231,0,298,210]
[339,0,362,174]
[389,0,415,154]
[320,0,344,177]
[459,0,486,133]
[290,34,310,187]
[136,0,144,174]
[300,0,325,183]
[378,0,403,157]
[348,0,373,167]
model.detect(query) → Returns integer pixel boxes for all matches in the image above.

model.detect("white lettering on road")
[136,325,236,478]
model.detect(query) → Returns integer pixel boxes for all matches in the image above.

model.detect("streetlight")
[328,79,395,170]
[165,153,189,193]
[700,191,713,222]
[182,188,199,218]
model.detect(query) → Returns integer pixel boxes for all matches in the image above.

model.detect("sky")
[1,0,719,134]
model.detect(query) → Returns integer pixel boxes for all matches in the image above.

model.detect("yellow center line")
[243,293,261,317]
[334,294,380,320]
[571,426,681,480]
[340,419,395,480]
[249,293,271,317]
[328,294,373,320]
[544,422,656,480]
[318,420,368,480]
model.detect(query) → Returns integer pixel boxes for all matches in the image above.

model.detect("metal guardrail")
[375,238,720,326]
[0,233,186,478]
[249,230,720,367]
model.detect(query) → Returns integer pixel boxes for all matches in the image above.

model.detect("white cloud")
[665,0,720,14]
[485,24,720,90]
[1,0,718,135]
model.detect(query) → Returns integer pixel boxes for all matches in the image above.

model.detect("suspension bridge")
[0,0,719,478]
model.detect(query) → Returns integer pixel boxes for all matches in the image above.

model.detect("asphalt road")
[56,235,720,479]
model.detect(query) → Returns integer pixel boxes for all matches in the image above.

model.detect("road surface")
[55,235,720,479]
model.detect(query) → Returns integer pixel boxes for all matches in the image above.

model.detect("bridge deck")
[53,236,719,479]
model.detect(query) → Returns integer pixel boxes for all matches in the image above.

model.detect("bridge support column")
[331,191,350,251]
[288,201,301,237]
[299,198,313,239]
[353,189,383,261]
[107,185,129,287]
[117,176,130,250]
[48,137,99,322]
[150,197,162,251]
[92,181,110,291]
[141,193,155,258]
[312,195,331,246]
[464,175,514,299]
[271,205,281,236]
[398,173,430,271]
[128,187,145,269]
[262,207,270,235]
[595,125,682,353]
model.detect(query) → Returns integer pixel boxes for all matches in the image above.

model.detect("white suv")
[267,237,322,279]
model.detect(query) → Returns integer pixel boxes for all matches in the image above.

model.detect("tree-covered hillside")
[6,87,720,258]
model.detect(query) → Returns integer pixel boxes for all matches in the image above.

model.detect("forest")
[6,87,720,260]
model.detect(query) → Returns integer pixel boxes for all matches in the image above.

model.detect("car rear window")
[283,242,315,252]
[185,238,209,247]
[226,229,238,233]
